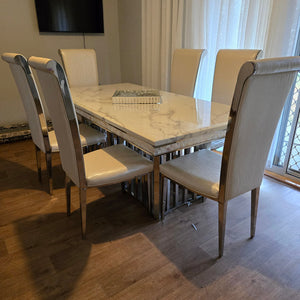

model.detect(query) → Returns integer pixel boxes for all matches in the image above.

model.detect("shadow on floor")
[0,157,65,192]
[8,179,300,299]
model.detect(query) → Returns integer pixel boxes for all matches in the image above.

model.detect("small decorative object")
[112,89,161,104]
[112,103,160,112]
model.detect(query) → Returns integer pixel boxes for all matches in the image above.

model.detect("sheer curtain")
[141,0,185,91]
[142,0,300,100]
[185,0,274,100]
[142,0,300,169]
[264,0,300,167]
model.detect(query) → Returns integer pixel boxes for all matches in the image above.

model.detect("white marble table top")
[71,83,230,156]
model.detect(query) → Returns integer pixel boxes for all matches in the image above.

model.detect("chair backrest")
[58,49,99,87]
[28,56,85,187]
[212,49,262,105]
[170,49,206,97]
[1,53,49,153]
[220,57,300,201]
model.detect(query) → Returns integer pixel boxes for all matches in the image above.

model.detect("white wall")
[118,0,142,85]
[0,0,121,126]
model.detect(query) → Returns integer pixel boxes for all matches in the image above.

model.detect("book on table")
[112,89,161,104]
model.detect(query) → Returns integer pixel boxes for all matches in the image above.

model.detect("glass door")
[269,73,300,182]
[267,31,300,183]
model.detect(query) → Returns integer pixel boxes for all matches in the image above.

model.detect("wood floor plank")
[110,262,186,300]
[0,140,300,299]
[0,239,7,257]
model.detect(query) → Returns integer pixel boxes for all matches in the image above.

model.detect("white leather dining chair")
[209,49,262,150]
[169,49,206,203]
[28,56,153,238]
[58,48,113,144]
[58,49,99,87]
[170,49,206,97]
[212,49,262,105]
[1,53,106,194]
[160,56,300,257]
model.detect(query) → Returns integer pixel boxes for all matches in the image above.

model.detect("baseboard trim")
[0,123,31,143]
[264,170,300,190]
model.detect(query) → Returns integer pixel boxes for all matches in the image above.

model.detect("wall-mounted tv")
[34,0,104,33]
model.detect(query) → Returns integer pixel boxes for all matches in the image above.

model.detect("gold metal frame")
[161,61,258,257]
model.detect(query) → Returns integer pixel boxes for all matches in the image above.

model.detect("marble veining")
[71,83,230,155]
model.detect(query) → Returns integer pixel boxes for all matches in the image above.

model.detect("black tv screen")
[34,0,104,33]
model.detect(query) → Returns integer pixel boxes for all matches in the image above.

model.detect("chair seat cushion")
[160,149,222,199]
[84,144,153,187]
[77,123,106,147]
[48,123,106,152]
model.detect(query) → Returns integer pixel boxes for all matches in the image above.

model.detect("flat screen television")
[34,0,104,33]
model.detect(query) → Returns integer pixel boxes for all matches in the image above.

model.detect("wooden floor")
[1,139,300,299]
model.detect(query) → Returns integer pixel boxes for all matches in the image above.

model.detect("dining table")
[70,83,230,219]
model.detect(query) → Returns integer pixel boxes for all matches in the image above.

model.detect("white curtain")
[142,0,185,91]
[142,0,300,100]
[265,0,300,167]
[185,0,275,100]
[142,0,300,169]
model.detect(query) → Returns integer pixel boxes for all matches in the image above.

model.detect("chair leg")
[121,181,126,193]
[184,188,188,202]
[135,176,139,199]
[166,179,170,211]
[147,173,152,213]
[45,152,53,195]
[65,175,72,216]
[79,187,87,239]
[35,145,42,182]
[251,187,260,238]
[161,176,168,220]
[175,184,179,206]
[182,150,189,203]
[218,201,228,258]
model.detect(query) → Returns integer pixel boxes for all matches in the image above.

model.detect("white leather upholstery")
[2,52,105,194]
[58,49,99,87]
[224,57,300,200]
[29,56,85,186]
[161,56,300,257]
[29,56,153,239]
[84,144,153,187]
[48,123,103,152]
[212,49,262,105]
[1,53,47,153]
[28,56,153,189]
[160,150,222,199]
[161,56,300,201]
[29,56,107,186]
[77,123,105,147]
[170,49,206,97]
[2,53,105,157]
